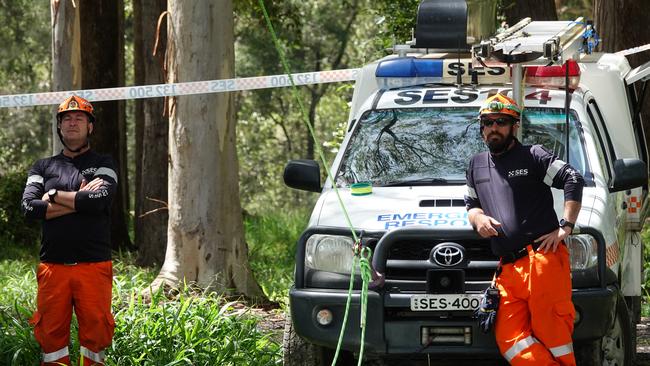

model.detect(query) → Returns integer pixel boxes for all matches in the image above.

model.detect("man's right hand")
[79,178,104,191]
[474,214,501,238]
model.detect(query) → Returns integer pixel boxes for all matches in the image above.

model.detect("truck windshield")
[335,107,589,187]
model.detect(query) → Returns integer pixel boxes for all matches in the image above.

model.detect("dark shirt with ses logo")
[21,150,117,263]
[464,140,584,256]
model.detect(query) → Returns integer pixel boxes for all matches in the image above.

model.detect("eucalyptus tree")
[80,0,131,251]
[134,0,168,267]
[151,0,262,296]
[595,0,650,159]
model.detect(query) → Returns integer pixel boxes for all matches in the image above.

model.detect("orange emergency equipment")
[494,244,576,365]
[30,261,115,366]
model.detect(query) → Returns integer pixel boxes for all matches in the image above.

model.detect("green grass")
[0,210,308,365]
[245,210,308,305]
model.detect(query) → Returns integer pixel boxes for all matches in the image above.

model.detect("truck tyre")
[283,311,360,366]
[575,294,633,366]
[283,311,331,366]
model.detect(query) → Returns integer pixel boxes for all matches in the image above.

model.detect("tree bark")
[134,0,169,267]
[153,0,263,297]
[503,0,557,25]
[78,0,132,251]
[594,0,650,156]
[51,0,81,153]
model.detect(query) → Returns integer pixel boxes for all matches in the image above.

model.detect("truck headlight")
[565,234,598,270]
[305,234,357,274]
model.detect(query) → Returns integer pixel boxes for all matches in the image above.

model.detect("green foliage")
[0,167,40,255]
[373,0,420,48]
[0,0,51,169]
[108,291,280,365]
[0,259,39,365]
[245,210,310,303]
[235,0,386,213]
[0,251,281,365]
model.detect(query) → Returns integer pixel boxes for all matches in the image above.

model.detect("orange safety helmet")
[56,95,95,123]
[478,94,521,120]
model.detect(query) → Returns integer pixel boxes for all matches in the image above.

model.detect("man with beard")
[464,94,584,365]
[21,95,116,365]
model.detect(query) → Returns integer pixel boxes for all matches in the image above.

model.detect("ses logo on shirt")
[81,167,97,176]
[508,169,528,178]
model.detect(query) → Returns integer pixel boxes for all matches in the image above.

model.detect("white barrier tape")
[0,68,360,108]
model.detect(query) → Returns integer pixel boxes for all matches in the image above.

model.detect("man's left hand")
[535,227,571,253]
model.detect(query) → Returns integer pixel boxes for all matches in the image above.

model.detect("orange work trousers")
[30,261,115,366]
[494,244,576,365]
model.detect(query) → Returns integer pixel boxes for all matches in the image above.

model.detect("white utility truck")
[283,1,649,364]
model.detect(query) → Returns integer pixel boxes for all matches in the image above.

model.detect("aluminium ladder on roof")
[471,18,594,143]
[473,17,593,66]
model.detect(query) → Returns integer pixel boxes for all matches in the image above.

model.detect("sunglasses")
[480,117,516,127]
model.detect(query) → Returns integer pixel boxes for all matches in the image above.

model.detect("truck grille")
[383,238,498,291]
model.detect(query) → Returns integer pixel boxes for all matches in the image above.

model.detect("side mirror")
[609,158,648,192]
[283,160,321,193]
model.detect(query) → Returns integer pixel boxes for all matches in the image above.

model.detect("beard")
[485,127,515,154]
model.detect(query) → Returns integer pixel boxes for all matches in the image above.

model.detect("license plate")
[410,294,482,311]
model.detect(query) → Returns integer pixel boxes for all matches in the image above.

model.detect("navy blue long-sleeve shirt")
[464,140,584,256]
[21,150,117,263]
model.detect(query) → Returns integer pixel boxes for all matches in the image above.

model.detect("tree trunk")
[153,0,263,297]
[78,0,132,251]
[504,0,557,25]
[594,0,650,157]
[134,0,168,267]
[51,0,81,153]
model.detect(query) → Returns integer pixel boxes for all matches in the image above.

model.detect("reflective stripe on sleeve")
[94,167,118,183]
[543,160,566,186]
[466,185,477,199]
[26,174,44,186]
[43,346,69,362]
[550,342,574,358]
[80,346,105,363]
[504,335,539,362]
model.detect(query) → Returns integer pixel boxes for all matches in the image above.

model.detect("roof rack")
[473,17,594,66]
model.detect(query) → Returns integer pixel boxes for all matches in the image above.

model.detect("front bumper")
[289,284,617,355]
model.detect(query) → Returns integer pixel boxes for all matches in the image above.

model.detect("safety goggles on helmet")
[56,95,95,123]
[480,117,517,127]
[479,94,521,119]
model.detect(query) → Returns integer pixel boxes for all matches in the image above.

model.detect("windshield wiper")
[379,178,461,187]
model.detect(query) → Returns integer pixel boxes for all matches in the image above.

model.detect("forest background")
[1,0,650,364]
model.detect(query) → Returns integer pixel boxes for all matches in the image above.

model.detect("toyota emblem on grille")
[431,242,465,267]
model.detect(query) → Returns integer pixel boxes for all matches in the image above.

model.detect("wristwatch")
[559,218,575,231]
[48,188,58,203]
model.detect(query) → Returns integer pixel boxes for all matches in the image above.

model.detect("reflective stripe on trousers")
[495,244,576,366]
[504,335,539,362]
[42,346,69,363]
[81,345,105,364]
[549,343,574,358]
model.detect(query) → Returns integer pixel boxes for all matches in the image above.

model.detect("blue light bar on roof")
[376,58,444,78]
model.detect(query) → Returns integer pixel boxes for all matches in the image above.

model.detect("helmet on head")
[479,94,521,120]
[57,95,95,123]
